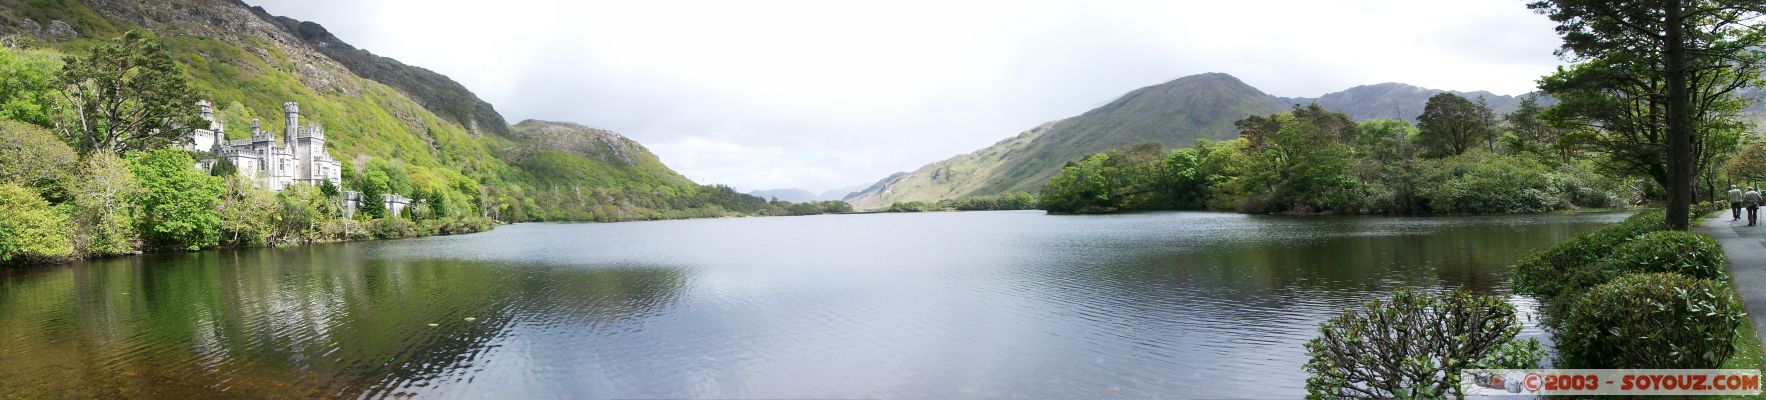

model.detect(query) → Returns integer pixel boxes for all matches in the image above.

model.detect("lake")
[0,210,1623,398]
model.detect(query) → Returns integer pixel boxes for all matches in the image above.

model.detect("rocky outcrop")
[509,120,650,166]
[248,7,510,136]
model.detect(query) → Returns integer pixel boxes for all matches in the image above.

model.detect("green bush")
[1303,289,1543,399]
[1422,151,1564,214]
[0,183,74,264]
[1555,273,1743,369]
[1511,209,1669,297]
[885,201,939,213]
[1589,231,1726,282]
[127,148,224,251]
[0,119,77,201]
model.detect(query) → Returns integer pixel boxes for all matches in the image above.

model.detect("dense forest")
[1036,94,1735,215]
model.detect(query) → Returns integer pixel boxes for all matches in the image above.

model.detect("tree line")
[1039,96,1655,215]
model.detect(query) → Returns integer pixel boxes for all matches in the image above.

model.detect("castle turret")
[283,102,300,146]
[198,100,214,122]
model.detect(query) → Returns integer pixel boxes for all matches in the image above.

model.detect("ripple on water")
[0,210,1625,398]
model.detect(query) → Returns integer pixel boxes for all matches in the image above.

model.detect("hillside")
[0,0,781,222]
[847,75,1584,211]
[242,5,507,137]
[502,120,695,189]
[847,73,1290,210]
[1277,82,1540,122]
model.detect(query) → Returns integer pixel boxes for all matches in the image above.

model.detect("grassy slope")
[2,0,740,221]
[501,120,696,192]
[848,72,1289,210]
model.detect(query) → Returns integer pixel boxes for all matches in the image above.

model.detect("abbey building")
[183,101,343,192]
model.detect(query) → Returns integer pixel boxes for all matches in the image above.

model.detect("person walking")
[1748,187,1762,226]
[1731,185,1746,221]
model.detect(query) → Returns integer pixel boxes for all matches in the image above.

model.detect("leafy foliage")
[52,31,203,155]
[1723,140,1766,183]
[1038,107,1632,216]
[217,175,278,247]
[0,119,76,201]
[1416,93,1497,157]
[0,183,73,264]
[1530,0,1766,230]
[1555,273,1743,368]
[940,192,1038,211]
[1511,209,1670,297]
[68,152,139,256]
[1303,289,1542,399]
[0,47,60,128]
[1594,231,1728,281]
[127,148,222,251]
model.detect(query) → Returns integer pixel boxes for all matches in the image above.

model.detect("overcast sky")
[248,0,1566,193]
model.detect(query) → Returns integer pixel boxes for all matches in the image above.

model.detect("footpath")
[1700,211,1766,348]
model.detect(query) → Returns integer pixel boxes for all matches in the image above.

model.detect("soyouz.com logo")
[1462,369,1762,396]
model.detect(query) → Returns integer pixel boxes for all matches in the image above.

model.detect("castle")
[183,101,343,192]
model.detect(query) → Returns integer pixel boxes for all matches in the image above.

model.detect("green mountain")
[0,0,770,221]
[1276,82,1543,123]
[846,73,1290,210]
[503,120,695,189]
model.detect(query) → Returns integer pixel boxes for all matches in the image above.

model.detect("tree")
[0,47,60,128]
[53,30,204,155]
[1505,96,1559,146]
[69,152,140,256]
[1530,0,1766,230]
[1303,289,1544,399]
[1416,93,1494,157]
[0,119,77,201]
[1724,140,1766,184]
[276,183,337,243]
[317,178,340,198]
[128,148,223,251]
[358,173,388,220]
[217,175,277,247]
[209,156,237,177]
[0,183,73,264]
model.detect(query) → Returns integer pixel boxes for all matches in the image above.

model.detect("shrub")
[1555,273,1743,369]
[1575,231,1727,287]
[0,119,77,201]
[0,183,74,264]
[1304,289,1543,399]
[68,152,140,256]
[1510,209,1668,297]
[368,218,416,239]
[127,148,224,251]
[885,201,938,213]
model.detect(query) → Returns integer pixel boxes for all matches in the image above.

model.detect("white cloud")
[249,0,1567,193]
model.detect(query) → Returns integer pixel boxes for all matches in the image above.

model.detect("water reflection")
[0,244,686,398]
[0,211,1621,398]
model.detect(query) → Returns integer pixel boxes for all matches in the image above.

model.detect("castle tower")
[283,102,300,146]
[198,100,214,123]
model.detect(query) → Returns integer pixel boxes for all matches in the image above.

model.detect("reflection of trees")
[0,244,687,398]
[1008,214,1617,397]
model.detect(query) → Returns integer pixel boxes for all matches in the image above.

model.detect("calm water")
[0,211,1623,398]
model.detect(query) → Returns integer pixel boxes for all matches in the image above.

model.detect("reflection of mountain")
[0,245,688,398]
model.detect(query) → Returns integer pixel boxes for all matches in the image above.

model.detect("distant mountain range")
[846,74,1550,211]
[1277,82,1543,122]
[746,185,867,203]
